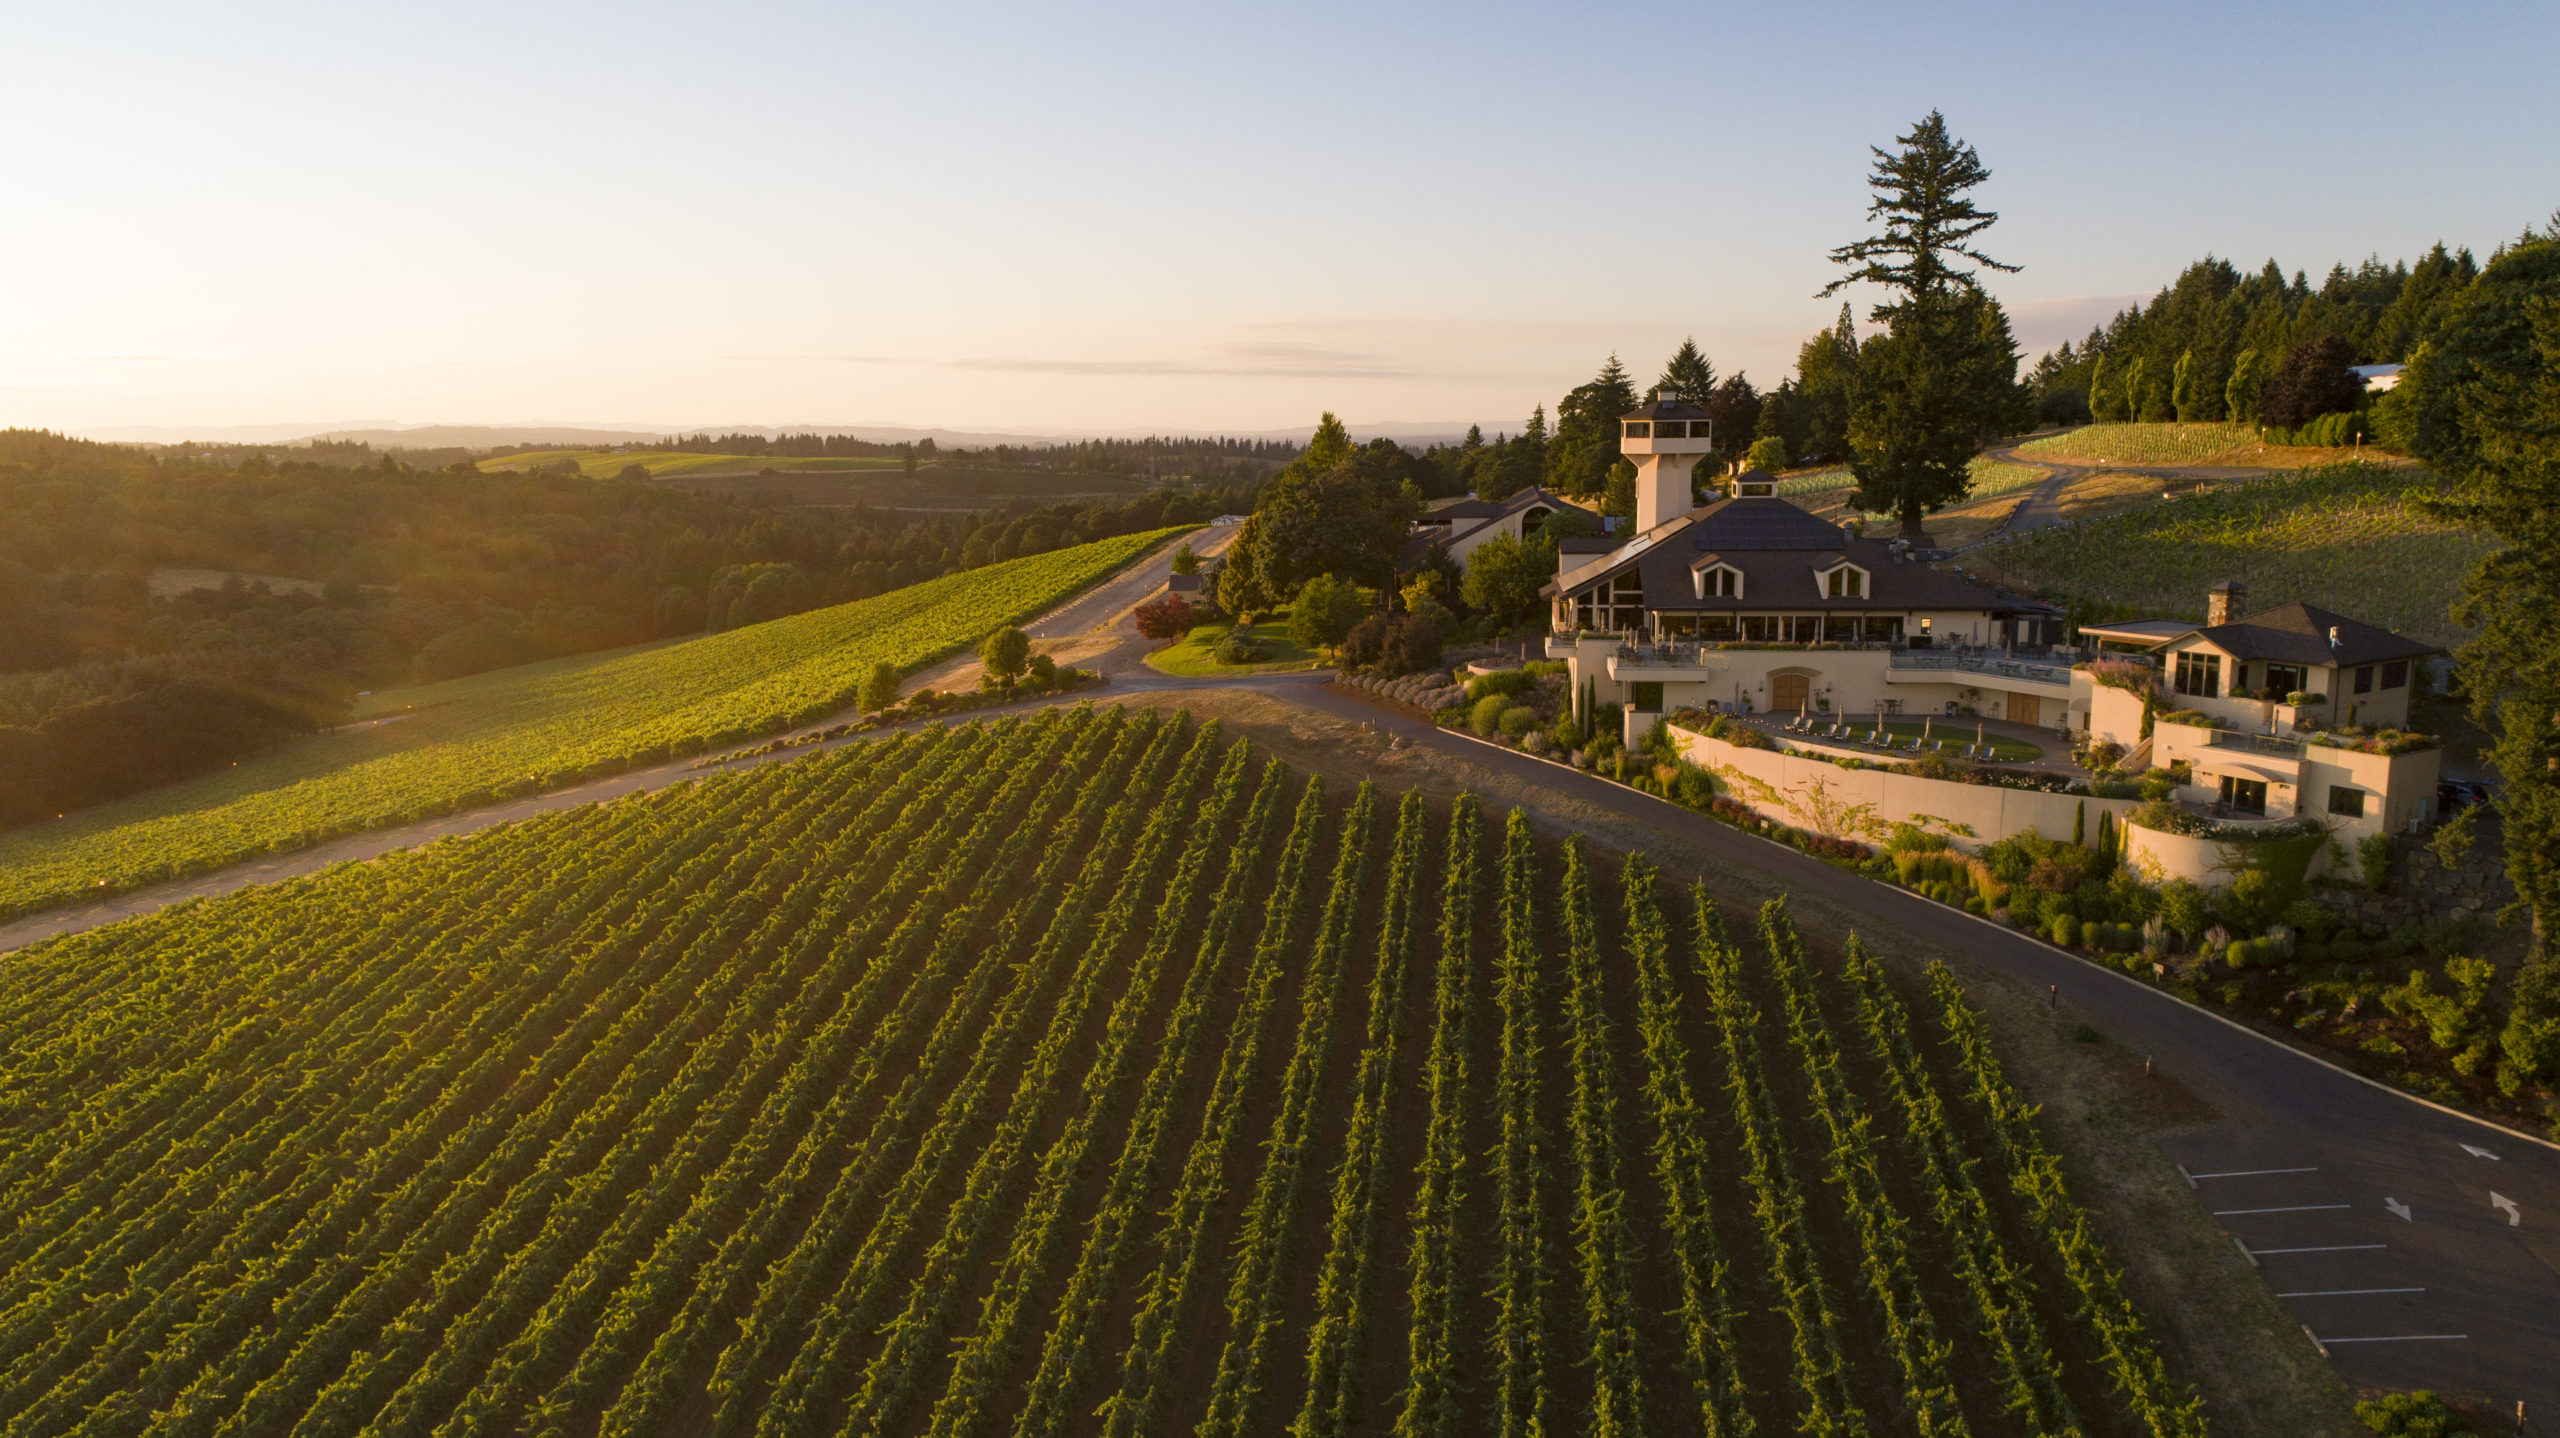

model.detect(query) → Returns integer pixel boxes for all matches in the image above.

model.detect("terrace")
[1704,708,2082,775]
[1885,649,2075,688]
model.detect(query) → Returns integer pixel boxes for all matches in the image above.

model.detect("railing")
[1885,650,2074,686]
[2205,729,2306,759]
[1609,640,1895,667]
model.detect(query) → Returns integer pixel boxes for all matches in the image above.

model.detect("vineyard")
[0,702,2213,1437]
[0,528,1181,920]
[1983,461,2492,645]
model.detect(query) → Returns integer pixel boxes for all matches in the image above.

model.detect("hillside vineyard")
[0,705,2206,1437]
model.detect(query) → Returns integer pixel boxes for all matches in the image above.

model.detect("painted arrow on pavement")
[2385,1197,2412,1221]
[2460,1143,2501,1160]
[2491,1192,2521,1227]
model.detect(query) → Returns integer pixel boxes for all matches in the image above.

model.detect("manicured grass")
[1984,461,2489,647]
[0,529,1189,919]
[1780,716,2044,763]
[1142,613,1324,677]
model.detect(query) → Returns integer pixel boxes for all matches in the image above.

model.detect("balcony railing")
[1885,650,2074,686]
[1609,640,1895,667]
[2205,729,2307,759]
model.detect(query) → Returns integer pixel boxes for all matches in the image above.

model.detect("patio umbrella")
[1976,720,1986,754]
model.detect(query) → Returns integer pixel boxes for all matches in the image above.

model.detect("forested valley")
[0,429,1255,825]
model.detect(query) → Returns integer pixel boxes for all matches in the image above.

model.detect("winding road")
[4,521,2554,1420]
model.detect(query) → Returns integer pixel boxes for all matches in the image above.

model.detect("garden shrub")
[1465,669,1535,704]
[1497,706,1540,739]
[1469,694,1510,737]
[2354,1389,2469,1437]
[2359,832,2395,891]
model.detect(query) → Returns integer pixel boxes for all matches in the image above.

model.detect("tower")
[1619,388,1716,532]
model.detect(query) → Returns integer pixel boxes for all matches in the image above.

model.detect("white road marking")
[2461,1143,2501,1160]
[2250,1244,2390,1255]
[2384,1197,2412,1221]
[2212,1204,2348,1216]
[2313,1334,2469,1344]
[2491,1191,2521,1226]
[2186,1166,2318,1180]
[2278,1287,2426,1298]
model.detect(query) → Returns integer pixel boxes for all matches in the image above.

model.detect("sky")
[5,1,2555,443]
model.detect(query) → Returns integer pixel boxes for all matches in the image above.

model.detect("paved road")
[1959,447,2306,554]
[1285,683,2560,1418]
[7,523,2556,1415]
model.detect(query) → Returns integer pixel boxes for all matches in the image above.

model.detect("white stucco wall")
[1668,725,2138,851]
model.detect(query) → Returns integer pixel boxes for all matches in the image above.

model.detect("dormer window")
[1820,563,1866,599]
[1693,564,1741,600]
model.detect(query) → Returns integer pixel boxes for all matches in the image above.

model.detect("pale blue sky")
[6,1,2553,439]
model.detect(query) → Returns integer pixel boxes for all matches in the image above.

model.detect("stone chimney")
[2207,579,2246,627]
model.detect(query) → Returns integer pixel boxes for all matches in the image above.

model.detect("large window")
[1741,615,1780,642]
[1631,682,1665,710]
[1824,614,1863,642]
[1699,614,1738,642]
[2354,665,2374,694]
[2328,787,2367,818]
[2174,650,2222,697]
[2219,775,2268,815]
[2381,660,2409,690]
[1862,615,1905,643]
[1622,421,1650,439]
[2266,663,2305,695]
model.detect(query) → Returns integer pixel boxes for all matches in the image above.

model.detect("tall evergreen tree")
[1704,374,1763,470]
[2171,349,2202,421]
[2406,232,2560,1099]
[1793,306,1860,458]
[1820,111,2019,539]
[1659,338,1717,406]
[1545,355,1639,499]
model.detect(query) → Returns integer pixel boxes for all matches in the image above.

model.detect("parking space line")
[2313,1334,2468,1344]
[2249,1244,2389,1255]
[2277,1287,2426,1298]
[2212,1204,2350,1215]
[2188,1166,2319,1180]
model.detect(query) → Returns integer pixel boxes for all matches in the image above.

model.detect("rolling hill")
[0,528,1185,919]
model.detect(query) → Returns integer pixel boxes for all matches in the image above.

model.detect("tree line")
[0,429,1256,826]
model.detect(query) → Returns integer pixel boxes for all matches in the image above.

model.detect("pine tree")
[1545,356,1640,500]
[2171,349,2203,421]
[2089,353,2120,422]
[1659,338,1716,406]
[1820,111,2021,540]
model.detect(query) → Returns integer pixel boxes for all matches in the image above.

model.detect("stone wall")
[2322,825,2514,930]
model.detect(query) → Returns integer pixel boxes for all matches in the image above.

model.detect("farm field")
[477,449,909,478]
[1973,461,2491,645]
[0,528,1184,920]
[2014,424,2358,469]
[658,465,1157,511]
[0,703,2209,1437]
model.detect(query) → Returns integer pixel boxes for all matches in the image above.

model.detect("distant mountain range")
[75,419,1494,452]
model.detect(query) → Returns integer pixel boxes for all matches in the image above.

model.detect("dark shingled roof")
[2177,602,2440,667]
[1622,393,1714,422]
[1544,494,2055,614]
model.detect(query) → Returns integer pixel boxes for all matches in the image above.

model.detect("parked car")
[2436,779,2494,817]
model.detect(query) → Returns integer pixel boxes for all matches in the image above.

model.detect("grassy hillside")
[1983,461,2491,644]
[0,528,1184,917]
[0,706,2206,1436]
[2015,422,2366,468]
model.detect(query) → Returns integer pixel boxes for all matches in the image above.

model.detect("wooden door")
[2005,693,2041,726]
[1771,674,1808,713]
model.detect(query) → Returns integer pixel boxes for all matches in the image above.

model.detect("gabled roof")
[2168,602,2440,667]
[1403,485,1591,568]
[1541,494,2051,615]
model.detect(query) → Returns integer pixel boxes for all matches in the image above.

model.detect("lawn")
[0,528,1188,919]
[1775,454,2044,510]
[1982,461,2491,647]
[1781,716,2045,763]
[1142,613,1324,677]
